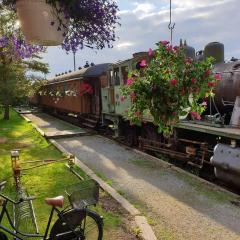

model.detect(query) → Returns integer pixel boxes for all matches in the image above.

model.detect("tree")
[0,5,48,120]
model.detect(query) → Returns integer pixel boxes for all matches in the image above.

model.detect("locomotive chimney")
[181,39,195,59]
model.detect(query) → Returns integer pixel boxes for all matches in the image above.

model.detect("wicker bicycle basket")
[65,179,99,209]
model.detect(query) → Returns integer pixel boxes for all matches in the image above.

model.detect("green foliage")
[0,7,49,119]
[121,41,220,135]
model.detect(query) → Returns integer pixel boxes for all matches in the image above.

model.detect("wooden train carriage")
[29,94,40,106]
[40,79,91,114]
[40,63,109,120]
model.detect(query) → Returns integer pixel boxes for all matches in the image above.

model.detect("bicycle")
[0,178,103,240]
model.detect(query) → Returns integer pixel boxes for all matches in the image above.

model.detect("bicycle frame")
[0,152,99,239]
[0,192,76,240]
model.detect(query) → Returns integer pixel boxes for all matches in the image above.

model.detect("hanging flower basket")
[3,0,119,51]
[121,41,221,136]
[15,0,69,45]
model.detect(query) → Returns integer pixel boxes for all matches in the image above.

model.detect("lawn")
[0,109,123,238]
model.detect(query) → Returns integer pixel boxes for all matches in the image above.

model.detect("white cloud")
[132,2,156,19]
[173,0,233,9]
[116,42,134,50]
[43,0,240,77]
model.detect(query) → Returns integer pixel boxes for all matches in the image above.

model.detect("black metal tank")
[204,42,224,64]
[213,60,240,111]
[182,40,195,59]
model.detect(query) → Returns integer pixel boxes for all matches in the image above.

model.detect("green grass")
[0,109,122,237]
[175,171,234,203]
[96,172,113,187]
[131,158,157,169]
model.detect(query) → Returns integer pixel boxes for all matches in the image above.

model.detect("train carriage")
[39,63,109,128]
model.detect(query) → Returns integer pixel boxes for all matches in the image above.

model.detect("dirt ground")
[58,135,240,240]
[99,191,138,240]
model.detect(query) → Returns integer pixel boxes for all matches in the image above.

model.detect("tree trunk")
[3,103,9,120]
[2,66,10,120]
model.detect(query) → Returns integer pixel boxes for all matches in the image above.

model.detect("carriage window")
[121,66,128,85]
[113,68,120,86]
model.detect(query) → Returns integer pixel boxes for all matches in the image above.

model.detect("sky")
[41,0,240,78]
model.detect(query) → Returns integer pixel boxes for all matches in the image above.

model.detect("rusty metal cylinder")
[213,61,240,111]
[204,42,224,63]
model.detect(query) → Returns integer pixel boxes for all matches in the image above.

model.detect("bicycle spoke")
[83,215,100,239]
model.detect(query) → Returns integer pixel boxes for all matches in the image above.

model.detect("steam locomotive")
[34,41,240,189]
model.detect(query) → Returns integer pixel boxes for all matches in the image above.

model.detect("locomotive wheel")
[126,133,134,146]
[125,127,138,146]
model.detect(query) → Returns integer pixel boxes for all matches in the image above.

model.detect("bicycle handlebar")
[2,195,36,204]
[0,192,36,205]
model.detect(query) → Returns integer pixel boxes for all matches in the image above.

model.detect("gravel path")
[25,113,86,137]
[56,135,240,240]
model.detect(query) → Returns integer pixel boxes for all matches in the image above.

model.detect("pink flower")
[173,46,178,51]
[214,73,221,81]
[120,96,126,102]
[135,111,142,118]
[184,58,192,65]
[196,114,201,120]
[205,69,211,76]
[169,79,177,86]
[208,82,215,88]
[191,112,201,120]
[148,48,154,57]
[172,112,177,116]
[191,78,197,84]
[130,92,137,101]
[181,88,186,96]
[201,101,207,106]
[166,45,173,52]
[160,40,170,46]
[140,59,147,68]
[127,78,134,86]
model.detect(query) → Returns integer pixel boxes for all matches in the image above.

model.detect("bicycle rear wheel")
[0,232,8,240]
[49,208,103,240]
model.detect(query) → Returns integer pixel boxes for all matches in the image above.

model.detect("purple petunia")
[0,34,44,60]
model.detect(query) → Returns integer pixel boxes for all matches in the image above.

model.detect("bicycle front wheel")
[49,208,103,240]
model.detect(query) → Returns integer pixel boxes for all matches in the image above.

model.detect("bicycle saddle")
[45,196,64,208]
[0,181,6,191]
